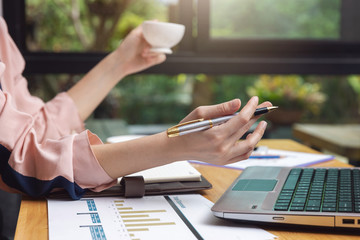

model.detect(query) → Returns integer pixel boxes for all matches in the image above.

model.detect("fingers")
[221,96,258,137]
[142,50,166,62]
[127,25,144,44]
[204,98,241,119]
[173,99,270,166]
[225,121,268,164]
[140,34,166,65]
[224,97,272,141]
[180,99,241,123]
[152,53,167,65]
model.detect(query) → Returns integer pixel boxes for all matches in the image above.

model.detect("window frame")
[4,0,360,75]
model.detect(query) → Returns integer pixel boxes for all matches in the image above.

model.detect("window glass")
[25,0,179,52]
[21,1,360,140]
[26,73,360,126]
[210,0,340,39]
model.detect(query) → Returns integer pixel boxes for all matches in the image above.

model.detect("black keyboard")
[274,168,360,212]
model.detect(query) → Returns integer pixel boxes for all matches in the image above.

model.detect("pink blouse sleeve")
[0,17,116,199]
[0,91,116,199]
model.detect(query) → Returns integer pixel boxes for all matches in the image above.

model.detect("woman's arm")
[92,97,271,179]
[67,25,166,121]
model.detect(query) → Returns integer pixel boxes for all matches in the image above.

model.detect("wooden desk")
[15,139,359,240]
[293,124,360,162]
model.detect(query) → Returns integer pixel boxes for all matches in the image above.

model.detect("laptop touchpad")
[232,179,277,191]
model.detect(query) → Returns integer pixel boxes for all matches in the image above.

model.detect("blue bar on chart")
[76,212,101,224]
[84,199,97,211]
[80,225,107,240]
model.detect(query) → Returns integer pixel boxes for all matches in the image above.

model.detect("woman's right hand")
[170,97,271,165]
[93,97,271,180]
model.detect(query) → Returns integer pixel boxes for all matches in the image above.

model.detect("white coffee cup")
[142,21,185,54]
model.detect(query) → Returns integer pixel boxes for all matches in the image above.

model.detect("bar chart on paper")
[48,196,198,240]
[113,198,181,239]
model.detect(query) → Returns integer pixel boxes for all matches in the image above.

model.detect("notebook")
[119,161,202,184]
[212,166,360,228]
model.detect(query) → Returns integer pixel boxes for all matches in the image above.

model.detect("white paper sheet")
[123,161,202,183]
[48,194,276,240]
[168,195,277,240]
[190,148,334,170]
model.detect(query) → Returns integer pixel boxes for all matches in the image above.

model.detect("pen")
[167,106,278,137]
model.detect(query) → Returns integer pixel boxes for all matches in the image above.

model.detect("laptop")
[211,166,360,228]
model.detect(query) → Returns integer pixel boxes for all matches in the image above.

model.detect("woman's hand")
[116,25,166,78]
[93,97,271,179]
[171,97,271,165]
[68,23,166,121]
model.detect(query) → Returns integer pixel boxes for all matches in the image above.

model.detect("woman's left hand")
[116,25,166,77]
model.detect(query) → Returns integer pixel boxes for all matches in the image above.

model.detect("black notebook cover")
[48,176,212,199]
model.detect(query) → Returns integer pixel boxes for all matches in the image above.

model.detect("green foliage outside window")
[26,0,167,52]
[210,0,340,39]
[246,75,327,115]
[24,0,360,126]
